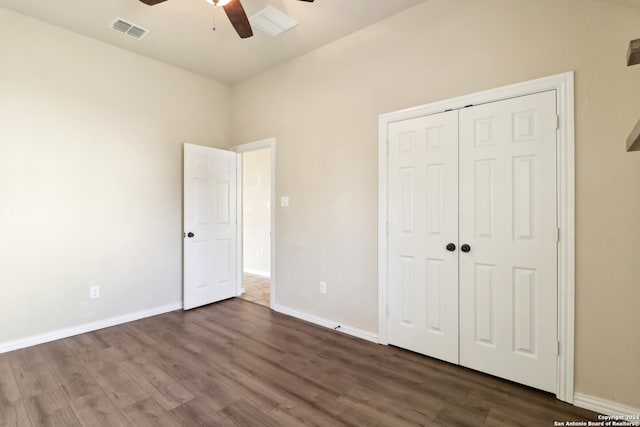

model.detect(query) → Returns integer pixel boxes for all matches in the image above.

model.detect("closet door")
[387,110,459,364]
[458,91,558,392]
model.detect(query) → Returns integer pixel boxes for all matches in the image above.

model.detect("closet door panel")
[387,110,459,364]
[458,91,558,393]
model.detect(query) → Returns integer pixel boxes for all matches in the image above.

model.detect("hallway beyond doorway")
[238,273,270,307]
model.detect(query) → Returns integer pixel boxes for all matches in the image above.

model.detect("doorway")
[239,148,271,307]
[233,138,276,309]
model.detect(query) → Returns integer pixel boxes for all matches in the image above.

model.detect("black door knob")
[446,243,456,252]
[461,244,471,253]
[187,232,195,238]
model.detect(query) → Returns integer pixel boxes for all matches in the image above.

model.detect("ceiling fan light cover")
[206,0,233,6]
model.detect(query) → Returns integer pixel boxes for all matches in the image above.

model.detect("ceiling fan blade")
[297,0,315,2]
[223,0,253,39]
[138,0,168,5]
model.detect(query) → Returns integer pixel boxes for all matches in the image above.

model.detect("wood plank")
[24,387,82,427]
[0,355,22,410]
[220,399,281,426]
[119,358,194,410]
[68,393,131,427]
[65,335,150,410]
[9,347,61,398]
[171,397,236,427]
[0,400,32,427]
[122,398,182,427]
[0,298,601,426]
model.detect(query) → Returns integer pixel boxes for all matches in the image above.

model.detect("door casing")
[378,72,575,403]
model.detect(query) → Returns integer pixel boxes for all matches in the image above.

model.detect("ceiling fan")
[138,0,314,39]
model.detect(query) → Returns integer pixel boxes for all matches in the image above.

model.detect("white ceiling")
[0,0,427,84]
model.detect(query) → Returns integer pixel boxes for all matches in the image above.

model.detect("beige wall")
[242,148,271,275]
[0,8,230,344]
[231,0,640,408]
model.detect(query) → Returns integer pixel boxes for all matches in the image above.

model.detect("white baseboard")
[243,268,271,278]
[574,393,640,425]
[272,304,378,344]
[0,302,183,354]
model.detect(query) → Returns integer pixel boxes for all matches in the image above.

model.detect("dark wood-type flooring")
[0,298,598,426]
[238,273,270,308]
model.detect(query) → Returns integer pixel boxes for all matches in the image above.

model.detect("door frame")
[231,137,277,308]
[377,72,575,403]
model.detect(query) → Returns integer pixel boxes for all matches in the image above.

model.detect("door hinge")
[386,303,389,318]
[556,114,560,130]
[556,340,560,356]
[557,227,560,243]
[386,140,389,155]
[385,221,389,235]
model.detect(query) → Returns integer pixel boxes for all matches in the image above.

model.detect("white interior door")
[184,143,237,310]
[387,110,459,364]
[458,91,558,392]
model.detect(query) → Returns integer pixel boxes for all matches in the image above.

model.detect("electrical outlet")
[90,286,100,299]
[320,281,327,295]
[280,196,289,207]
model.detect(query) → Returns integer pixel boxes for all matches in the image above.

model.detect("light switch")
[280,196,289,208]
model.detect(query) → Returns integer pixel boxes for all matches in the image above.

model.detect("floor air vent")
[111,18,149,40]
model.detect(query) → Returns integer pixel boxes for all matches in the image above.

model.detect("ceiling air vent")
[249,6,298,37]
[111,18,149,40]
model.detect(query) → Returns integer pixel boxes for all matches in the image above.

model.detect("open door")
[183,143,237,310]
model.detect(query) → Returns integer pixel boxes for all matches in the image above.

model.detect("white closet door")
[387,110,459,364]
[458,91,558,392]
